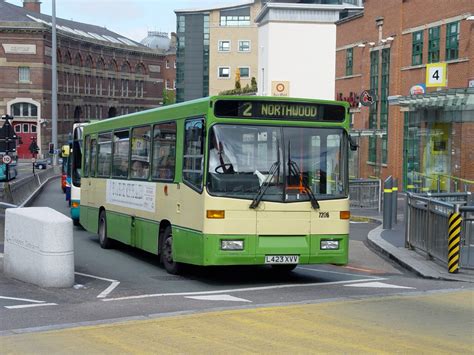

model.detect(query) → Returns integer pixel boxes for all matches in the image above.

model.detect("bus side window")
[152,122,176,181]
[183,118,204,190]
[112,130,130,178]
[131,125,151,180]
[84,135,91,177]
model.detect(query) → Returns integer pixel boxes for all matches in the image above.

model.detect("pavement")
[353,195,474,283]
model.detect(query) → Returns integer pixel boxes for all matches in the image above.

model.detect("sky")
[6,0,242,42]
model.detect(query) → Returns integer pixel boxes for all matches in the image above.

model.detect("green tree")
[162,89,176,106]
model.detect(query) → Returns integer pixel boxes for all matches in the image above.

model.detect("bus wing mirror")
[349,136,358,151]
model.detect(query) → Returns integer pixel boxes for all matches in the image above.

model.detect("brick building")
[0,0,165,158]
[140,31,176,103]
[335,0,474,191]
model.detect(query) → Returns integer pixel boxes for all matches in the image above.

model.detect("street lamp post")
[51,0,58,166]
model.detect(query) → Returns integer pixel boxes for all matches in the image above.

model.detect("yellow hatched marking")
[448,246,460,259]
[448,226,461,239]
[448,237,460,251]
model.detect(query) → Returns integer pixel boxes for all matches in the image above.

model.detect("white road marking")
[345,282,415,289]
[103,277,386,303]
[5,303,57,310]
[97,281,121,299]
[75,272,120,298]
[185,295,252,303]
[297,267,381,278]
[0,296,45,303]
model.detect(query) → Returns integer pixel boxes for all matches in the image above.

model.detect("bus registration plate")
[264,255,299,264]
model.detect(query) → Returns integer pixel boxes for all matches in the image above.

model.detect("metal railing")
[406,192,473,269]
[406,171,474,194]
[460,206,474,269]
[349,178,382,211]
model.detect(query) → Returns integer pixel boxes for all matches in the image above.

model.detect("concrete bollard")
[4,207,74,288]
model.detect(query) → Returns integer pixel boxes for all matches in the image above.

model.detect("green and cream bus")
[80,96,352,274]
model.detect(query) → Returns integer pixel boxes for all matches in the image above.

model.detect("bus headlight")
[321,240,339,250]
[221,240,244,251]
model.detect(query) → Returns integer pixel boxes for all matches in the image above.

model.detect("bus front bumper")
[174,230,348,266]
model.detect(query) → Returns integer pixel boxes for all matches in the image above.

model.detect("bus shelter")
[396,88,474,193]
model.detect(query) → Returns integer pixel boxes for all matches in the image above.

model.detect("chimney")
[23,0,41,13]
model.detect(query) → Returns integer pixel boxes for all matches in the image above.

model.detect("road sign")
[2,155,12,164]
[360,90,375,106]
[426,63,447,87]
[271,81,289,97]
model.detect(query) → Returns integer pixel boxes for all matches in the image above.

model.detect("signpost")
[0,115,17,181]
[2,155,12,165]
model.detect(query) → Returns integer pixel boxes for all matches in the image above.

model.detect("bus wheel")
[162,226,181,275]
[98,210,112,249]
[271,264,297,273]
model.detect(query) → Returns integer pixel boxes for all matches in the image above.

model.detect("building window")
[166,60,170,69]
[14,125,21,133]
[238,40,251,52]
[178,15,185,32]
[218,40,231,52]
[166,79,170,89]
[345,48,353,76]
[174,61,176,69]
[218,67,230,79]
[380,48,390,165]
[428,26,440,63]
[368,50,379,164]
[220,15,250,26]
[12,102,38,117]
[18,67,30,83]
[239,67,250,78]
[446,21,459,61]
[23,123,29,133]
[412,30,423,66]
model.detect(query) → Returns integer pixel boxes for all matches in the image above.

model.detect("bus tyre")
[98,210,112,249]
[271,264,297,273]
[162,226,181,275]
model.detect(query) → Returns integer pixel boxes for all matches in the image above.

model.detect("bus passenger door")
[175,118,205,257]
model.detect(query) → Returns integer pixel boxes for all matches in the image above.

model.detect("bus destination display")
[214,100,346,122]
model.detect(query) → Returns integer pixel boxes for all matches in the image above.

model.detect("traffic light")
[49,143,54,154]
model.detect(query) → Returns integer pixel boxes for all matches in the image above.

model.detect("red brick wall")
[336,0,474,186]
[0,28,165,155]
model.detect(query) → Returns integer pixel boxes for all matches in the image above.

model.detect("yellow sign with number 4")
[426,63,447,87]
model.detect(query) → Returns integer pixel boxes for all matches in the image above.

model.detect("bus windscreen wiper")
[287,142,320,210]
[249,161,280,209]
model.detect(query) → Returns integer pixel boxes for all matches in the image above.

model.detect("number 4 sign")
[426,63,447,87]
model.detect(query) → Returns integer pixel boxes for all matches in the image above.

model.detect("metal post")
[437,175,441,193]
[448,204,461,273]
[392,178,398,225]
[51,0,58,166]
[383,176,393,230]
